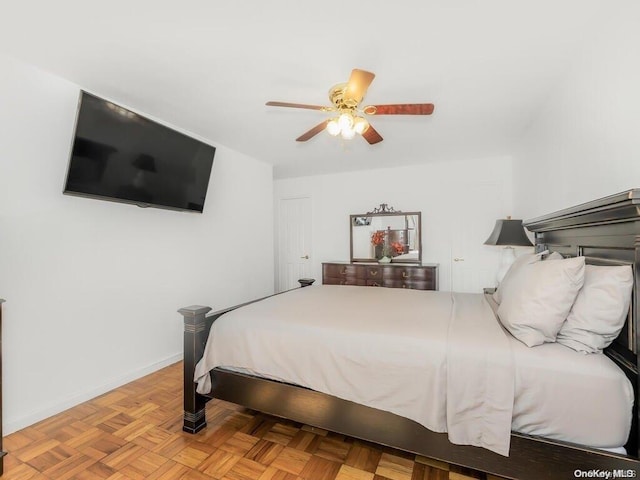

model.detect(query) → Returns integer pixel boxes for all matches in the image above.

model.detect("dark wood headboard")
[524,189,640,455]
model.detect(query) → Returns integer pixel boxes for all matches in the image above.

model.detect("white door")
[450,183,503,293]
[277,197,312,292]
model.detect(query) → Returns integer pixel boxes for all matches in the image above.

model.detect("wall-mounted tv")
[64,91,216,213]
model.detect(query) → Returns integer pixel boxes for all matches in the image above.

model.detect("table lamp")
[484,217,533,285]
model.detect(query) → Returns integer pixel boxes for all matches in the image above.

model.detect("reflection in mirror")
[350,204,422,264]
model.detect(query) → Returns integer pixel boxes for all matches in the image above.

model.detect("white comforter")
[194,285,514,455]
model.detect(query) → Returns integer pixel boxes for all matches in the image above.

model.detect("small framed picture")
[352,216,371,226]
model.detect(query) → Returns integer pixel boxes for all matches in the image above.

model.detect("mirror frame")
[349,204,422,264]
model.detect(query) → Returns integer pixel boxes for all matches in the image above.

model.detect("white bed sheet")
[483,294,634,449]
[194,285,633,453]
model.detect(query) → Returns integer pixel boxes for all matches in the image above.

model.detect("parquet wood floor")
[2,362,502,480]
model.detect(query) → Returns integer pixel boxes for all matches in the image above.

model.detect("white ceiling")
[0,1,622,178]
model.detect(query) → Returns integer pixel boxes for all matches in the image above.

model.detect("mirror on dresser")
[350,204,422,264]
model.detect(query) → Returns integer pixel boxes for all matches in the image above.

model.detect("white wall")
[274,156,515,293]
[0,55,274,433]
[513,3,640,218]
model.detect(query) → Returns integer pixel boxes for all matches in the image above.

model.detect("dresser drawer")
[364,266,384,279]
[383,266,435,282]
[384,279,435,290]
[323,263,365,279]
[324,276,366,286]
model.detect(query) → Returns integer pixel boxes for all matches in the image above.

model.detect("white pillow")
[492,252,541,304]
[497,256,585,347]
[556,265,633,354]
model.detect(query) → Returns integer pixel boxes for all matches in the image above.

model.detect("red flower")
[371,230,385,246]
[391,242,404,254]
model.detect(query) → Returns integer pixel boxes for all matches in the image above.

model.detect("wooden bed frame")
[181,189,640,480]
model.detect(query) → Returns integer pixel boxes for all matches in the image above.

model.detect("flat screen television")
[64,91,216,213]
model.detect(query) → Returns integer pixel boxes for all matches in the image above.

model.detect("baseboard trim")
[4,352,183,435]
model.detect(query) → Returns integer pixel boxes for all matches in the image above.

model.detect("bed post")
[179,305,211,434]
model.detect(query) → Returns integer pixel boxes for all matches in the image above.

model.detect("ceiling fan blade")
[365,103,435,115]
[362,124,383,145]
[342,69,375,105]
[266,101,330,111]
[296,120,329,142]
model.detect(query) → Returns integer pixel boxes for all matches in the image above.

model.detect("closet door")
[277,197,312,292]
[450,183,504,293]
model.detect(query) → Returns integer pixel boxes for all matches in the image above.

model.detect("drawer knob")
[370,270,378,276]
[340,269,347,275]
[402,271,408,278]
[372,282,380,287]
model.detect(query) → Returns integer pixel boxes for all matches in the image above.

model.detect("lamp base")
[496,246,516,285]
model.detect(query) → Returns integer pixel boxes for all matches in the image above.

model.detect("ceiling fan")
[266,68,434,145]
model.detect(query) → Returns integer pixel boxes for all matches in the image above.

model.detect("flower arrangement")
[371,230,395,259]
[371,229,406,260]
[371,230,385,246]
[390,241,404,255]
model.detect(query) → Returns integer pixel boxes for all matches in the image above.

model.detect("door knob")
[453,257,465,262]
[300,255,309,259]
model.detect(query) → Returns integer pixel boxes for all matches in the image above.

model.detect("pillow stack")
[492,252,633,353]
[556,265,633,353]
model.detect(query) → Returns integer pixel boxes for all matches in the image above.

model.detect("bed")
[180,189,640,479]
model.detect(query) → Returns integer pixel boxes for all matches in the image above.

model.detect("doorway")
[277,196,312,292]
[450,183,503,292]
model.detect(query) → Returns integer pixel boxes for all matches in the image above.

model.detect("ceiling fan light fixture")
[326,112,368,139]
[326,119,341,136]
[341,127,356,140]
[338,112,354,130]
[353,116,369,135]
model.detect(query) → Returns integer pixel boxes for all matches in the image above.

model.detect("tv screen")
[64,91,216,212]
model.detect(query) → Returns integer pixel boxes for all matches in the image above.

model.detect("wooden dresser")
[322,262,439,291]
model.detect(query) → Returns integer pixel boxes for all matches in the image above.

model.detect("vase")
[378,256,391,264]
